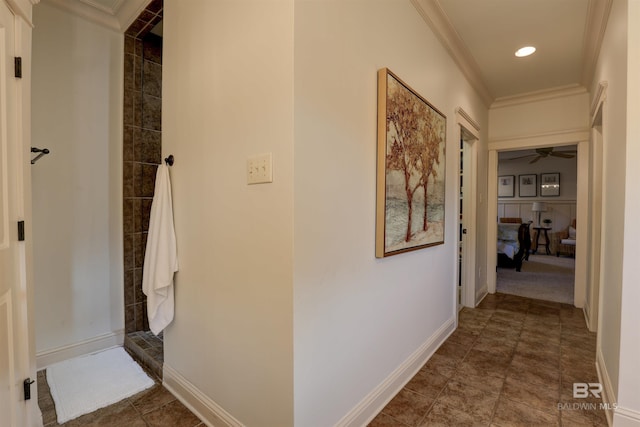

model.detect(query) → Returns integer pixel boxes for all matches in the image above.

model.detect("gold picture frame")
[376,68,446,258]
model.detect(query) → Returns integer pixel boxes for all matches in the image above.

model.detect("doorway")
[495,147,577,305]
[122,6,164,378]
[586,84,606,332]
[487,133,591,310]
[455,109,479,309]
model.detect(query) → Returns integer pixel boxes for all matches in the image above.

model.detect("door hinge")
[23,378,35,400]
[17,221,25,241]
[14,57,22,79]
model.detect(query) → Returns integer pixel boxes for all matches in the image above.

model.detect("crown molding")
[42,0,150,32]
[489,128,590,151]
[581,0,613,88]
[77,0,123,15]
[411,0,494,107]
[491,84,588,110]
[7,0,40,26]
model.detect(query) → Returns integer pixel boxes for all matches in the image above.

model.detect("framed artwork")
[519,174,537,197]
[540,173,560,197]
[498,175,515,198]
[375,68,446,258]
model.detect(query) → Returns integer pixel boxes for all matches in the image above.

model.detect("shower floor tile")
[125,330,164,379]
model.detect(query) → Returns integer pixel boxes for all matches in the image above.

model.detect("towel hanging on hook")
[31,147,50,165]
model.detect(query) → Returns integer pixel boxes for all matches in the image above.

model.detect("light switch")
[247,153,273,184]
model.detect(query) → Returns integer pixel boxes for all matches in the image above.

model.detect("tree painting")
[376,69,446,257]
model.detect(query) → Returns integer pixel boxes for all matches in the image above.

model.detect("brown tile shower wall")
[123,0,163,334]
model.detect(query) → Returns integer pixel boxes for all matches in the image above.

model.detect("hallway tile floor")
[369,293,607,426]
[38,293,605,426]
[38,350,203,427]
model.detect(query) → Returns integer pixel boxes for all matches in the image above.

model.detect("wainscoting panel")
[498,201,577,233]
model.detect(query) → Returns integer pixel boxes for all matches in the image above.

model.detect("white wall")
[293,1,488,425]
[590,0,627,407]
[615,0,640,423]
[162,1,294,426]
[31,2,123,360]
[489,90,589,140]
[163,0,488,425]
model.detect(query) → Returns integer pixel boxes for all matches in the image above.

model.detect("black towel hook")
[31,147,50,165]
[165,155,174,166]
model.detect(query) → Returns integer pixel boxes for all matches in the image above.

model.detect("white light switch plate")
[247,153,273,184]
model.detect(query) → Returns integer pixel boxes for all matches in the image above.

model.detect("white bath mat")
[46,347,155,423]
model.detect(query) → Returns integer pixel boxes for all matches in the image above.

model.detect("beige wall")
[590,0,627,405]
[489,90,589,140]
[31,2,124,360]
[293,1,488,425]
[616,0,640,421]
[163,0,489,425]
[162,0,294,425]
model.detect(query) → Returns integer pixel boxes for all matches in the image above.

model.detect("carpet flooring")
[497,254,575,304]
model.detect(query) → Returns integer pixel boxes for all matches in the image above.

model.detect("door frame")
[455,108,479,308]
[487,129,590,309]
[586,82,607,332]
[1,0,38,425]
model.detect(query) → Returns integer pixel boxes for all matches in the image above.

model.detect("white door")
[0,2,30,426]
[457,139,467,310]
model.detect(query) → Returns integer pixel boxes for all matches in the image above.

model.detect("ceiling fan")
[506,147,577,164]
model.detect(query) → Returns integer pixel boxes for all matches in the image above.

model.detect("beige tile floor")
[38,354,203,427]
[369,293,607,426]
[38,293,606,426]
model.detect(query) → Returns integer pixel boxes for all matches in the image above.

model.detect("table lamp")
[531,202,547,227]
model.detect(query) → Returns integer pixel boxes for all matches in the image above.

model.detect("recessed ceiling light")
[515,46,536,57]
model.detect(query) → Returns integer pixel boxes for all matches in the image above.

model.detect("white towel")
[143,164,179,335]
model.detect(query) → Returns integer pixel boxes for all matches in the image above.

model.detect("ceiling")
[498,146,577,162]
[45,0,152,32]
[54,0,611,105]
[413,0,612,105]
[79,0,123,12]
[438,0,587,99]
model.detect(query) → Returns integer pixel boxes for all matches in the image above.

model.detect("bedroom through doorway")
[495,146,577,304]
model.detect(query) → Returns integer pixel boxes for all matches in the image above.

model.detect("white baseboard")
[163,363,244,427]
[335,317,456,427]
[614,407,640,427]
[475,288,488,306]
[36,330,124,370]
[583,302,591,325]
[596,347,616,426]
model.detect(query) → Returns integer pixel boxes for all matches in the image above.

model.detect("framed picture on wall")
[540,173,560,197]
[498,175,515,198]
[375,68,446,258]
[519,174,537,197]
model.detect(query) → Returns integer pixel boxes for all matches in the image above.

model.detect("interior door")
[458,137,474,309]
[458,138,466,310]
[0,2,29,425]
